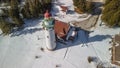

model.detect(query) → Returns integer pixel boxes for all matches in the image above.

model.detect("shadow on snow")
[11,18,43,37]
[11,28,42,37]
[55,30,112,50]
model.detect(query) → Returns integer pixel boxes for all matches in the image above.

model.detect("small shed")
[54,20,77,41]
[54,20,70,41]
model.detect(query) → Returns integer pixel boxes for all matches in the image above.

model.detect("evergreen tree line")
[0,0,11,3]
[101,0,120,27]
[0,0,23,35]
[0,17,15,35]
[0,0,21,3]
[73,0,94,14]
[0,0,52,35]
[22,0,52,18]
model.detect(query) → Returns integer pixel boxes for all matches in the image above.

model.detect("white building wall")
[45,29,56,50]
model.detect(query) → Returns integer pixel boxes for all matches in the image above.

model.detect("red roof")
[44,10,51,18]
[54,20,70,40]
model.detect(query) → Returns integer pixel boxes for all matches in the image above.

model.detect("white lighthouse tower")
[42,10,56,51]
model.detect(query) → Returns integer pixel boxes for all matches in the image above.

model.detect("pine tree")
[101,0,120,27]
[85,1,94,13]
[29,0,35,17]
[0,0,11,3]
[0,17,15,35]
[22,0,38,18]
[9,0,24,27]
[73,0,86,12]
[10,0,19,9]
[22,0,52,18]
[44,0,52,11]
[73,0,94,14]
[21,1,31,18]
[12,17,24,27]
[105,0,112,5]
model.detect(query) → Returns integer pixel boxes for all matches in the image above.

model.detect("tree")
[10,0,19,8]
[101,0,120,27]
[22,0,52,19]
[73,0,86,12]
[0,0,11,3]
[73,0,94,14]
[21,1,31,18]
[9,0,19,17]
[9,0,24,27]
[0,17,15,35]
[22,0,40,18]
[105,0,112,5]
[85,1,94,13]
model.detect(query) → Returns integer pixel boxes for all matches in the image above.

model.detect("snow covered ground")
[0,0,120,68]
[0,16,120,68]
[52,0,91,23]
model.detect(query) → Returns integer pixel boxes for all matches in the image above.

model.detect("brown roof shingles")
[54,20,70,40]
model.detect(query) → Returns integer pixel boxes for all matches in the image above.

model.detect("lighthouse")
[42,10,56,51]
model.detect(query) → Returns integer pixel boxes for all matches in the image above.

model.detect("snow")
[0,0,120,68]
[52,0,91,23]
